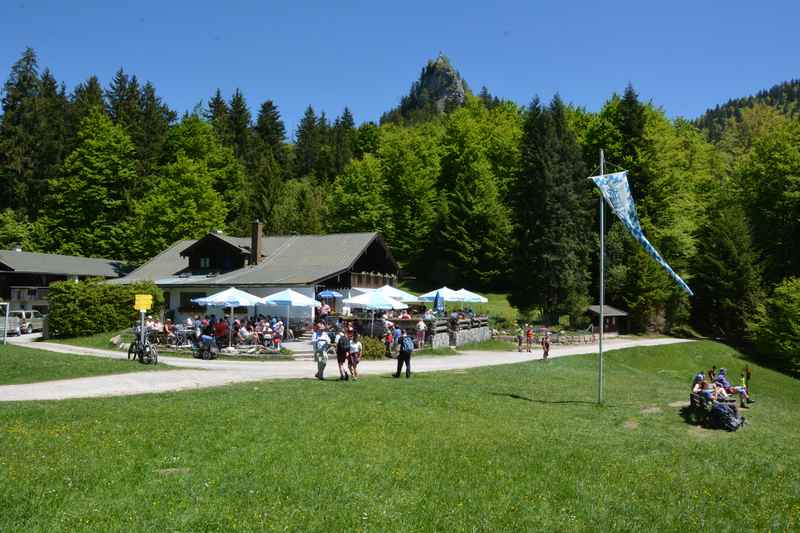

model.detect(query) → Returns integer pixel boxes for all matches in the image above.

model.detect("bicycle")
[128,326,159,365]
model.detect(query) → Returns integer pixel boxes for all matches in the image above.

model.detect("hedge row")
[47,278,163,338]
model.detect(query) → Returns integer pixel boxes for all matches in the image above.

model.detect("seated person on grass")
[714,368,754,407]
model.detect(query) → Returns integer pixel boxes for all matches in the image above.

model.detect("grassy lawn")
[1,341,798,531]
[459,338,517,351]
[0,344,167,385]
[44,330,129,351]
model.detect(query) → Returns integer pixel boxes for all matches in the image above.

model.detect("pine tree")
[293,105,320,178]
[105,68,141,131]
[206,89,231,145]
[510,96,592,323]
[0,48,41,212]
[255,99,287,165]
[333,107,357,174]
[30,69,69,215]
[247,146,283,232]
[314,112,336,181]
[227,88,252,160]
[136,82,176,176]
[691,200,763,343]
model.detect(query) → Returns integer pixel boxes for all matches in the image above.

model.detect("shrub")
[47,278,163,338]
[360,336,387,360]
[754,277,800,371]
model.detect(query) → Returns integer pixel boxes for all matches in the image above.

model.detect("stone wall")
[431,332,450,350]
[454,326,491,347]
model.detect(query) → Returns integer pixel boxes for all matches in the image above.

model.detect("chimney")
[250,220,263,265]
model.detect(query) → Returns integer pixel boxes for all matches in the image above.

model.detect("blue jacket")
[715,373,732,389]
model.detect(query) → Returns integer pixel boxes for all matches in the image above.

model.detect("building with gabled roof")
[110,221,399,320]
[0,247,127,312]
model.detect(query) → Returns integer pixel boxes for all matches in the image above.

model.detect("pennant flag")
[591,171,693,296]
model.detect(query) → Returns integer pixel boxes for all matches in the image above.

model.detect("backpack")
[708,402,744,431]
[401,335,414,353]
[337,334,351,353]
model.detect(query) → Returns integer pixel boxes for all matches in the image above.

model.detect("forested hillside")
[1,48,798,370]
[695,79,800,141]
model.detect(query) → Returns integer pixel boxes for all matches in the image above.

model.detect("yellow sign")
[134,294,153,311]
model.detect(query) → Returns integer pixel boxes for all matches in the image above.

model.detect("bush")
[754,277,800,371]
[47,278,163,338]
[360,336,387,360]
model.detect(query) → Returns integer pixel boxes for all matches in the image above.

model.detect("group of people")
[158,314,292,351]
[311,322,363,381]
[310,321,416,380]
[514,323,551,360]
[691,365,754,408]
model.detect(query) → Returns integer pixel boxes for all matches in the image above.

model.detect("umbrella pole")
[229,305,233,347]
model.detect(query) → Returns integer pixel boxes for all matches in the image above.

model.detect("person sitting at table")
[399,310,412,320]
[238,324,254,345]
[423,308,434,320]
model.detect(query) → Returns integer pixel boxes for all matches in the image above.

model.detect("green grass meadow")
[0,344,167,385]
[1,341,799,531]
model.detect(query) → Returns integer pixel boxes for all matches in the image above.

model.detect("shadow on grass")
[489,392,596,406]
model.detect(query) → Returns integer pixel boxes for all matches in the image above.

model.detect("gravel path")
[0,337,692,401]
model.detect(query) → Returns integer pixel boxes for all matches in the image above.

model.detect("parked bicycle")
[128,326,159,365]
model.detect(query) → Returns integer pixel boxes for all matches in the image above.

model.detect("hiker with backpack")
[335,329,351,381]
[393,329,415,378]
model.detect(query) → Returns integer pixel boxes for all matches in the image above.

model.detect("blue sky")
[2,1,798,136]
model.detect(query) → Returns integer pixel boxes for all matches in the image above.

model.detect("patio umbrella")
[192,287,263,346]
[418,286,464,302]
[343,291,407,335]
[455,288,488,303]
[262,289,321,332]
[374,284,419,302]
[318,289,343,298]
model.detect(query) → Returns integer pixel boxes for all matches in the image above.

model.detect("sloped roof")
[111,232,394,287]
[587,305,629,317]
[0,250,126,277]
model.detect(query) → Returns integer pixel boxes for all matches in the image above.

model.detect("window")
[179,292,207,311]
[200,257,211,268]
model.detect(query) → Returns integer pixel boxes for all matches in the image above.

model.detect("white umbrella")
[374,284,419,302]
[343,291,407,335]
[418,286,464,302]
[192,287,263,346]
[262,289,321,332]
[455,288,488,304]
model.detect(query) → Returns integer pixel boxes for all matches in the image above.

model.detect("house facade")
[110,222,399,322]
[0,247,126,313]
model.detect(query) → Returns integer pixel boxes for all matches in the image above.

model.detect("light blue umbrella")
[262,289,321,329]
[192,287,263,346]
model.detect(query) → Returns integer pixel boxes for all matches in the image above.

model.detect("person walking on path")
[525,325,535,353]
[541,332,551,361]
[313,329,331,380]
[515,323,524,352]
[348,332,362,380]
[393,329,414,378]
[335,329,351,381]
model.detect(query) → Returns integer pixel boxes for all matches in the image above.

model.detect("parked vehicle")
[8,310,45,334]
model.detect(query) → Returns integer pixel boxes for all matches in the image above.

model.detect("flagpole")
[598,149,605,405]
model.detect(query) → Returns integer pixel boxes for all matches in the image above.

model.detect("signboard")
[134,294,153,311]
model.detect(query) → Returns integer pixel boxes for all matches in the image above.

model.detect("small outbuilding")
[586,304,629,334]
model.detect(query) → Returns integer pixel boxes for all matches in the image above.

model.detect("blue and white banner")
[591,171,693,296]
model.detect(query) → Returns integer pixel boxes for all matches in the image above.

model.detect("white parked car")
[8,310,45,334]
